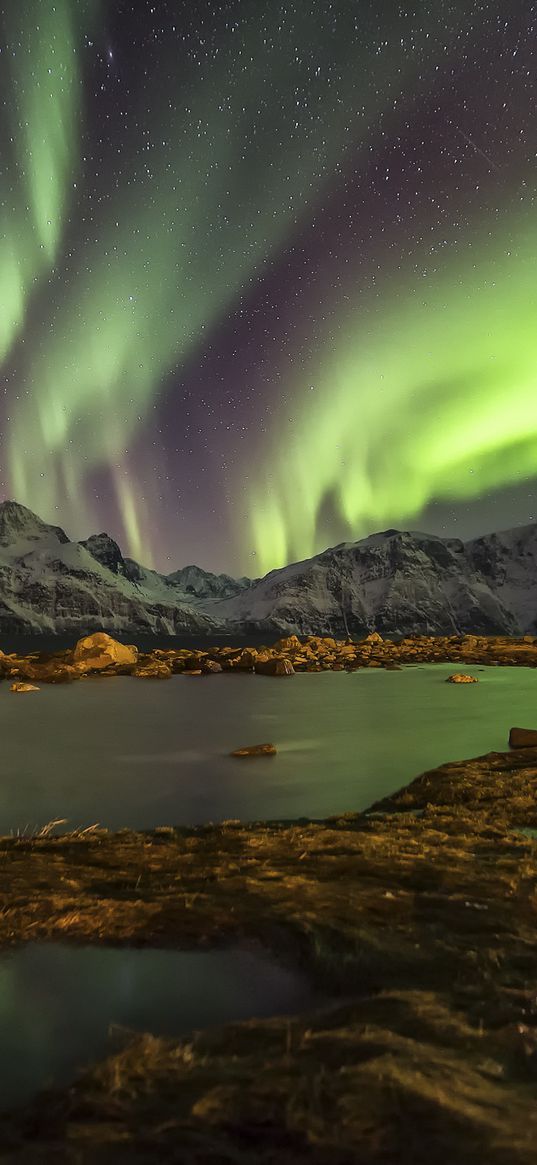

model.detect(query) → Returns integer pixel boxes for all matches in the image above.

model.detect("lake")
[1,663,534,834]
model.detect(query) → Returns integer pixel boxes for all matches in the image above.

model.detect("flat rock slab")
[230,743,277,757]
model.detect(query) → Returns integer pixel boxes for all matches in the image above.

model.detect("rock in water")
[230,743,277,757]
[202,659,223,674]
[234,649,258,670]
[254,657,295,676]
[10,682,39,693]
[509,727,537,748]
[446,673,479,684]
[72,633,138,671]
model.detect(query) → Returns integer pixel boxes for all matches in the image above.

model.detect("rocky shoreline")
[3,629,537,686]
[1,745,537,1161]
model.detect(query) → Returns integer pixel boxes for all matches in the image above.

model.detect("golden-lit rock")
[255,657,295,676]
[10,682,39,693]
[234,649,258,669]
[202,660,223,674]
[17,660,79,684]
[273,635,303,652]
[304,636,338,652]
[72,633,138,671]
[131,658,172,678]
[251,650,272,665]
[230,742,277,757]
[363,631,383,644]
[446,673,479,684]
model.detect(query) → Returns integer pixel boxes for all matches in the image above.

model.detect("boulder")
[364,632,383,644]
[255,657,295,676]
[509,727,537,749]
[446,673,478,684]
[179,653,206,671]
[273,636,302,653]
[305,636,337,652]
[18,661,79,684]
[252,650,273,665]
[131,658,172,678]
[72,633,138,671]
[230,743,277,758]
[202,660,223,674]
[10,682,39,693]
[0,651,12,678]
[234,649,258,669]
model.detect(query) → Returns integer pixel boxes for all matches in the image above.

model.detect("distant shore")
[1,743,537,1161]
[2,630,537,685]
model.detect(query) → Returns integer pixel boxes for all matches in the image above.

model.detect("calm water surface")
[0,943,313,1108]
[1,664,534,832]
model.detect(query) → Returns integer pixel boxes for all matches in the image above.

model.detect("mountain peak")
[166,563,251,600]
[79,532,126,575]
[0,500,69,548]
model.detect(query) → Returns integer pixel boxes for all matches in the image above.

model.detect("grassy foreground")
[1,748,537,1161]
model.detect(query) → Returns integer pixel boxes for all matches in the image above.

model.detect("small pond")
[0,943,315,1109]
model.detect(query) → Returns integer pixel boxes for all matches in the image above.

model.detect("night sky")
[0,1,536,576]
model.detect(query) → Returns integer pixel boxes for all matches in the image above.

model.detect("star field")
[0,1,536,573]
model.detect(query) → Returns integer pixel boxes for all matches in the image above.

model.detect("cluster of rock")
[2,630,537,688]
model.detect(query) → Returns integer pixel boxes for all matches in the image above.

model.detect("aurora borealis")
[1,1,536,574]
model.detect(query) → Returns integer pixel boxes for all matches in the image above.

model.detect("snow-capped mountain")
[215,528,534,637]
[1,500,537,637]
[0,502,219,634]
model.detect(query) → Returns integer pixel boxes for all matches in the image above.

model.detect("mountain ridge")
[0,500,536,636]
